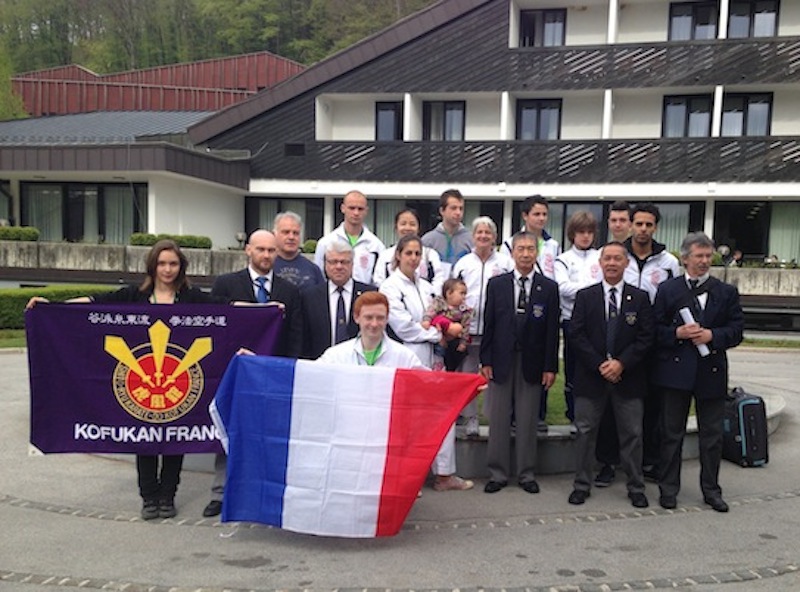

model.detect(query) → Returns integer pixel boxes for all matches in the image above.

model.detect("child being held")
[422,278,474,371]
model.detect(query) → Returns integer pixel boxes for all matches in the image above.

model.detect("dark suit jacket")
[569,282,654,398]
[211,269,303,358]
[300,280,376,359]
[652,275,743,399]
[480,271,560,385]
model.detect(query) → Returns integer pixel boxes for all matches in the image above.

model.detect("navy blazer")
[652,275,743,399]
[480,271,560,385]
[210,269,303,358]
[569,282,654,398]
[300,280,376,359]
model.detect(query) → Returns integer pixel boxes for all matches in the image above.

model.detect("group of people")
[26,188,744,522]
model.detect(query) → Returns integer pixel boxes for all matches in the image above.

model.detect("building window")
[21,182,147,243]
[375,102,403,141]
[0,181,10,224]
[729,1,779,38]
[519,9,566,47]
[714,201,770,258]
[721,93,772,136]
[662,95,713,137]
[245,197,323,241]
[516,99,562,140]
[669,2,719,40]
[422,101,465,141]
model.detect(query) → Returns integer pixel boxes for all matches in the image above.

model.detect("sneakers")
[141,500,159,520]
[594,464,616,488]
[433,475,474,492]
[465,416,480,438]
[158,499,177,519]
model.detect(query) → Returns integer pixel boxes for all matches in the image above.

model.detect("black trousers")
[137,454,184,502]
[659,389,724,500]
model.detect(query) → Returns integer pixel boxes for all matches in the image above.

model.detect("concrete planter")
[0,240,39,268]
[713,267,800,296]
[211,250,248,276]
[125,246,212,276]
[38,242,126,272]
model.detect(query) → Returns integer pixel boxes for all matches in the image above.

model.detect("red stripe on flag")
[375,369,484,537]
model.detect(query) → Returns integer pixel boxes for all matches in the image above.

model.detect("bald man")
[202,228,303,517]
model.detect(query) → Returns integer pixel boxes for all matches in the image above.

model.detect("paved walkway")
[2,345,799,592]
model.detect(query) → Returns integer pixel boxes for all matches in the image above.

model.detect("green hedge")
[302,239,317,254]
[0,226,40,241]
[130,233,212,249]
[0,285,119,329]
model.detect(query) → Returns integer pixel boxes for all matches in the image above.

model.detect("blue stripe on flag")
[222,356,296,526]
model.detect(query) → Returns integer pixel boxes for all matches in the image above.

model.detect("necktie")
[256,276,269,303]
[517,276,529,313]
[334,286,347,344]
[689,279,703,322]
[607,286,618,357]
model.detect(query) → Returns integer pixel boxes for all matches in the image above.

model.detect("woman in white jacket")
[373,208,445,293]
[380,234,473,492]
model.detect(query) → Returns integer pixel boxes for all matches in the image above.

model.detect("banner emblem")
[106,320,212,423]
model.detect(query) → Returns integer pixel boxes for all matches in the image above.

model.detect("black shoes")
[141,500,159,520]
[520,480,540,494]
[158,499,177,519]
[484,480,507,493]
[203,500,223,518]
[704,496,730,513]
[659,495,677,509]
[594,465,616,488]
[628,492,649,508]
[568,489,590,505]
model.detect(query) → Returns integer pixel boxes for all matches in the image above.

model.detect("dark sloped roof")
[0,111,214,146]
[188,0,490,144]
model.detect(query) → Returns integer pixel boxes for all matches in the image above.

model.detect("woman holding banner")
[27,239,219,521]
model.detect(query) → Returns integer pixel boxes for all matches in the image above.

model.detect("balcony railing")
[508,37,800,90]
[265,138,800,184]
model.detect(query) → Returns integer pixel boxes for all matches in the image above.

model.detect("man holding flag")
[212,292,485,537]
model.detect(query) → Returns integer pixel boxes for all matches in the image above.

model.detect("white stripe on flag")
[283,360,397,537]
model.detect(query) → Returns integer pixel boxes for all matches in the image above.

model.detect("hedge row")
[130,233,212,249]
[0,226,40,241]
[0,285,119,329]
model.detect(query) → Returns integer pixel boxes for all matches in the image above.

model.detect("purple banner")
[26,303,283,454]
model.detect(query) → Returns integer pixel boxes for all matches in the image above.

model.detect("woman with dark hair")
[379,234,473,492]
[27,239,218,520]
[372,209,444,291]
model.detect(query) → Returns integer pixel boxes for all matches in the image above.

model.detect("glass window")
[22,184,63,242]
[0,181,10,224]
[245,197,324,241]
[769,202,800,263]
[714,201,770,258]
[669,2,719,40]
[376,102,403,141]
[721,93,772,137]
[729,1,778,38]
[662,95,712,138]
[516,99,562,140]
[423,101,465,141]
[519,9,566,47]
[21,182,147,244]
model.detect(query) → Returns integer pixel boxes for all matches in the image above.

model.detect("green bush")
[0,226,40,241]
[130,233,212,249]
[302,239,317,254]
[0,285,119,329]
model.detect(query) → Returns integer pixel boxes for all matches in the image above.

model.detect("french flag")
[211,355,484,538]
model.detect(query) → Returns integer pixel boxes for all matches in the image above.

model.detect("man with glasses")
[301,242,378,360]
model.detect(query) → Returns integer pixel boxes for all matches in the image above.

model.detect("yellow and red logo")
[105,320,212,423]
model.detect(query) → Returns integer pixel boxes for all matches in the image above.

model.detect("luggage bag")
[722,386,769,467]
